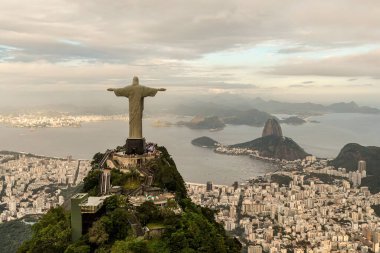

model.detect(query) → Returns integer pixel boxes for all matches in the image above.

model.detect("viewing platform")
[79,195,111,214]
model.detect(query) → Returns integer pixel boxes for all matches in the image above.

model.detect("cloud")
[196,82,257,89]
[1,0,380,64]
[344,83,373,87]
[277,46,320,54]
[289,84,311,88]
[58,39,83,46]
[0,0,380,104]
[268,49,380,79]
[150,82,257,90]
[288,83,375,89]
[208,88,230,94]
[288,81,314,88]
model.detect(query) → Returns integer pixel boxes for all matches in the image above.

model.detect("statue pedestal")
[125,138,146,155]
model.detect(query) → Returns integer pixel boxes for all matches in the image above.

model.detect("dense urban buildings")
[0,113,127,128]
[0,152,91,221]
[2,148,377,252]
[187,158,380,252]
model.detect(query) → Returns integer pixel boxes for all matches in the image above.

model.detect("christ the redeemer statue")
[107,76,166,154]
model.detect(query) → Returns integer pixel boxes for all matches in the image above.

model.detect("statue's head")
[132,76,139,86]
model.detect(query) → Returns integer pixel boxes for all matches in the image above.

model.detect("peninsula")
[193,118,309,161]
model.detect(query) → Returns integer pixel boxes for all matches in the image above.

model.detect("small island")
[280,116,306,125]
[191,136,220,148]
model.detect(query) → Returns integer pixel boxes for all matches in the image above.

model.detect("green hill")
[18,146,241,253]
[330,143,380,193]
[230,135,309,161]
[0,220,32,253]
[329,143,380,175]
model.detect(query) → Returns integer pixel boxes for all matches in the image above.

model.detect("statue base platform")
[125,138,146,155]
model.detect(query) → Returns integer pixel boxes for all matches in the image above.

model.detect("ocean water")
[0,113,379,184]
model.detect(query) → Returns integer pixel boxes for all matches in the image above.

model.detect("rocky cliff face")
[262,118,283,137]
[230,118,308,161]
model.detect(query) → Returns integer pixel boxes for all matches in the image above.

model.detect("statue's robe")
[113,85,158,139]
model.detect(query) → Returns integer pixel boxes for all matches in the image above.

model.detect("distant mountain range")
[172,96,380,130]
[177,109,275,129]
[2,94,378,118]
[173,95,380,116]
[254,99,380,114]
[178,116,225,129]
[222,109,275,127]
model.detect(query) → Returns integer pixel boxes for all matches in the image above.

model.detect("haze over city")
[1,0,380,109]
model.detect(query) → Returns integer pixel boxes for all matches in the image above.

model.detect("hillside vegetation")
[330,143,380,193]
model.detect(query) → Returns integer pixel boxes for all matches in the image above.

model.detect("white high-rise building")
[248,245,263,253]
[230,205,236,219]
[358,160,366,173]
[58,196,65,205]
[9,200,17,213]
[351,172,362,187]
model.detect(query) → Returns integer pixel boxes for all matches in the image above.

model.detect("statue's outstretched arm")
[107,87,130,97]
[158,88,166,91]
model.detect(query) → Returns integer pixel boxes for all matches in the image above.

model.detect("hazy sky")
[1,0,380,107]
